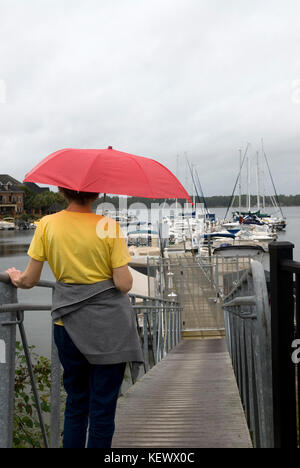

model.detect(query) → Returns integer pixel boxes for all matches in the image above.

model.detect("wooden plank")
[168,255,224,333]
[182,329,225,339]
[112,339,252,448]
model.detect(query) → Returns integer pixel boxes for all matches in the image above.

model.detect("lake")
[0,206,299,358]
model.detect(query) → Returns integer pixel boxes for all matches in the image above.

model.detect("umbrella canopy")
[24,147,192,202]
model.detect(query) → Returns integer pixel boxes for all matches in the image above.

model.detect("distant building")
[0,174,22,186]
[23,182,50,194]
[0,174,50,217]
[0,175,24,216]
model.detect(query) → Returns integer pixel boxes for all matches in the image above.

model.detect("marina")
[1,0,300,452]
[0,205,299,448]
[0,206,299,359]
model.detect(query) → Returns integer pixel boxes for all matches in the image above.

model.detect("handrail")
[35,280,55,288]
[269,241,299,448]
[222,269,250,303]
[0,273,55,289]
[0,304,181,313]
[223,260,273,448]
[280,259,300,274]
[0,276,183,448]
[129,292,178,303]
[0,272,178,302]
[197,254,252,301]
[223,296,256,308]
[223,243,300,449]
[0,272,10,284]
[0,304,52,312]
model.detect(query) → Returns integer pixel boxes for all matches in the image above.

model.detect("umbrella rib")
[24,148,72,185]
[78,152,104,192]
[125,153,191,201]
[124,154,156,198]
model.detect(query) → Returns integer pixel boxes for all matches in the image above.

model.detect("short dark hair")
[58,187,99,205]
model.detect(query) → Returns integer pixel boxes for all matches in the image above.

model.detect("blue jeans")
[54,325,126,448]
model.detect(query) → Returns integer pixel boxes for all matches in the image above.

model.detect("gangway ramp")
[112,339,252,448]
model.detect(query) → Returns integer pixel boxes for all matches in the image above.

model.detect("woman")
[6,188,143,448]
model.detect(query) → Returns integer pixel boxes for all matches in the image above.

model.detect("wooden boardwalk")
[168,255,225,338]
[112,339,252,448]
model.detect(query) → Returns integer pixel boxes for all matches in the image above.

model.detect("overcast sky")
[1,0,300,196]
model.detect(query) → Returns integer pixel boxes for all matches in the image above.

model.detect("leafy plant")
[13,341,52,448]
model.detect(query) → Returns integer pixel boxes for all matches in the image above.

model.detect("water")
[0,230,53,358]
[0,206,299,357]
[211,206,300,258]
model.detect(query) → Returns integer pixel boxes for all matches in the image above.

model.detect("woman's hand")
[5,267,23,287]
[5,259,44,289]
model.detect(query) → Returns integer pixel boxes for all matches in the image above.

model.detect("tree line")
[18,185,67,219]
[18,186,300,219]
[203,194,300,208]
[94,194,300,208]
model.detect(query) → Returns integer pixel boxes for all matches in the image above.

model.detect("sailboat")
[225,142,286,232]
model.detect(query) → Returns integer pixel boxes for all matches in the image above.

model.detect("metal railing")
[269,242,300,448]
[223,260,273,448]
[0,273,182,448]
[223,242,300,448]
[197,254,252,299]
[148,255,225,334]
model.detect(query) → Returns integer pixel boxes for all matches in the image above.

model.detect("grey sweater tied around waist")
[51,279,144,370]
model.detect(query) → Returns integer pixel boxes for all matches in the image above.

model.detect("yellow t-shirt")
[27,211,131,325]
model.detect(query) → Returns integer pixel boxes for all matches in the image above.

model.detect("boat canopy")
[213,244,266,254]
[202,233,236,240]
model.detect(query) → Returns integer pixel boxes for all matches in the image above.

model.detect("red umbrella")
[24,146,192,202]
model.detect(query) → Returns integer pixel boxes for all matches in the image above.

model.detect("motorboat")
[235,225,277,242]
[212,244,270,271]
[101,209,139,226]
[0,218,15,230]
[127,229,159,247]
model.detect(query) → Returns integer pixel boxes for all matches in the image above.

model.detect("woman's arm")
[112,265,133,294]
[6,258,44,289]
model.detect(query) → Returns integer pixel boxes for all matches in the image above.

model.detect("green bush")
[13,341,52,448]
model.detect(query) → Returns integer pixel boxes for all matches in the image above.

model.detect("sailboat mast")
[192,164,196,206]
[239,149,242,215]
[223,142,250,221]
[264,150,285,219]
[247,156,251,212]
[256,151,261,210]
[261,139,266,210]
[175,154,179,211]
